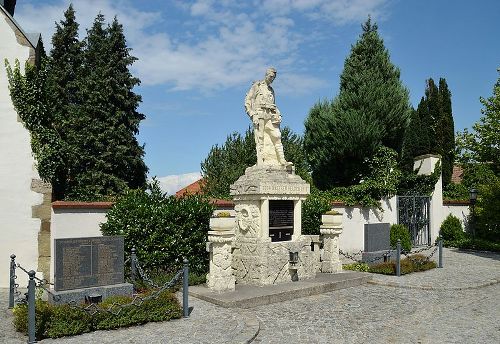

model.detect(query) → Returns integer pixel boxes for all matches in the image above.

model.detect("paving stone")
[1,248,498,343]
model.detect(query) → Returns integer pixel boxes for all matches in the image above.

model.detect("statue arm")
[245,83,258,123]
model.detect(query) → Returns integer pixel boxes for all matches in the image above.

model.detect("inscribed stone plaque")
[269,200,294,242]
[54,236,125,291]
[364,223,390,252]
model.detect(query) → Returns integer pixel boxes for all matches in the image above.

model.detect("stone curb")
[224,310,260,344]
[367,277,500,291]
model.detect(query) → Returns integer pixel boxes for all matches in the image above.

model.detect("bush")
[301,189,331,235]
[369,254,436,275]
[390,224,412,252]
[440,214,464,242]
[476,180,500,242]
[100,180,215,275]
[12,290,182,340]
[445,237,500,252]
[342,262,370,272]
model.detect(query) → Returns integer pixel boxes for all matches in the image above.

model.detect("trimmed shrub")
[100,180,215,275]
[369,254,436,275]
[12,290,182,340]
[390,224,412,252]
[440,214,464,242]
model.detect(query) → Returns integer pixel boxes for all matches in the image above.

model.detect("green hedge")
[100,180,214,275]
[13,290,181,340]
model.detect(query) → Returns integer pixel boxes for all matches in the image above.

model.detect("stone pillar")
[320,213,343,273]
[206,216,236,292]
[292,200,302,240]
[414,154,443,243]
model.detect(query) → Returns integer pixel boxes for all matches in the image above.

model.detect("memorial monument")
[208,68,320,289]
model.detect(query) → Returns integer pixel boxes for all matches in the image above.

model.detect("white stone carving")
[235,204,260,237]
[245,68,291,167]
[320,213,343,273]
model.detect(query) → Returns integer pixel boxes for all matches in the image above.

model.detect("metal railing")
[339,239,443,277]
[9,250,191,343]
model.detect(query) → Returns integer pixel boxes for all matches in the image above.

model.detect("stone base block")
[232,236,320,286]
[321,260,342,273]
[361,250,396,266]
[48,283,133,305]
[206,275,236,292]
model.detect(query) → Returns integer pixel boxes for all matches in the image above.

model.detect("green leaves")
[6,5,147,200]
[304,17,411,188]
[100,180,215,274]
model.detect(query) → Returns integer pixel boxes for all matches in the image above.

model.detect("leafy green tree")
[304,17,411,188]
[201,126,310,199]
[457,67,500,174]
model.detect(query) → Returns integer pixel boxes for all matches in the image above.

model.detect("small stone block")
[48,283,133,305]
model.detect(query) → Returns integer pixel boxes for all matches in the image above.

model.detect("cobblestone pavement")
[1,248,499,344]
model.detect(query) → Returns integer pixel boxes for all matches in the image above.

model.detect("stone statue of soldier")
[244,68,291,167]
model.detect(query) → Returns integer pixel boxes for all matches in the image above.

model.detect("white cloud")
[156,172,201,195]
[15,0,389,93]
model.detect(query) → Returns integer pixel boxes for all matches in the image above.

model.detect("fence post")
[438,239,443,268]
[27,270,36,344]
[131,247,137,282]
[9,254,16,309]
[396,239,401,277]
[183,258,189,318]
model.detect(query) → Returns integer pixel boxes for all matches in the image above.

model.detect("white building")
[0,1,51,287]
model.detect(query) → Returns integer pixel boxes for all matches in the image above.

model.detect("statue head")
[264,67,277,85]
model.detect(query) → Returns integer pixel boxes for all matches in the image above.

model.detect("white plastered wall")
[49,207,108,283]
[0,14,42,287]
[334,197,397,253]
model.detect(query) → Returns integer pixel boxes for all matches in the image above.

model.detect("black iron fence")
[397,195,431,246]
[8,251,190,344]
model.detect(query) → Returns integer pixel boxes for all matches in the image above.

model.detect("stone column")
[206,216,236,292]
[320,213,343,273]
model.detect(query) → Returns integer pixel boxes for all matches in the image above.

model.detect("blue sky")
[15,0,500,193]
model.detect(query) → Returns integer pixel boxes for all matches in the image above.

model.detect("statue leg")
[269,125,288,165]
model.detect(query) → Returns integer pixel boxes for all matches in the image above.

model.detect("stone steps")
[189,271,372,309]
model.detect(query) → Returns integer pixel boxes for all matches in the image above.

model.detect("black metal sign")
[54,236,125,291]
[269,200,294,242]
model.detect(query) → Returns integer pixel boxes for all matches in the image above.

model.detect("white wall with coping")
[0,12,41,287]
[49,202,111,283]
[332,197,397,252]
[443,203,470,229]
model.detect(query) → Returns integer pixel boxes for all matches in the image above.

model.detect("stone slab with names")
[54,236,125,291]
[269,200,294,242]
[364,223,391,252]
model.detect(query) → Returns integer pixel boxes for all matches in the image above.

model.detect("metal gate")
[397,195,431,246]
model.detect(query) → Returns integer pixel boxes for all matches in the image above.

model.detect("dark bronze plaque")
[269,200,294,242]
[54,236,125,291]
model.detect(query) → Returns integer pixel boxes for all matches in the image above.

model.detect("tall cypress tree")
[437,78,455,185]
[7,7,148,200]
[47,4,84,199]
[68,14,147,199]
[402,78,455,185]
[304,17,411,188]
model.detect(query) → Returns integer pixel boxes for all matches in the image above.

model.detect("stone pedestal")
[320,214,343,273]
[206,217,236,292]
[230,165,314,285]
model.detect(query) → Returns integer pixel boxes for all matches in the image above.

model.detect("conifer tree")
[402,78,455,185]
[6,6,148,200]
[304,17,411,188]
